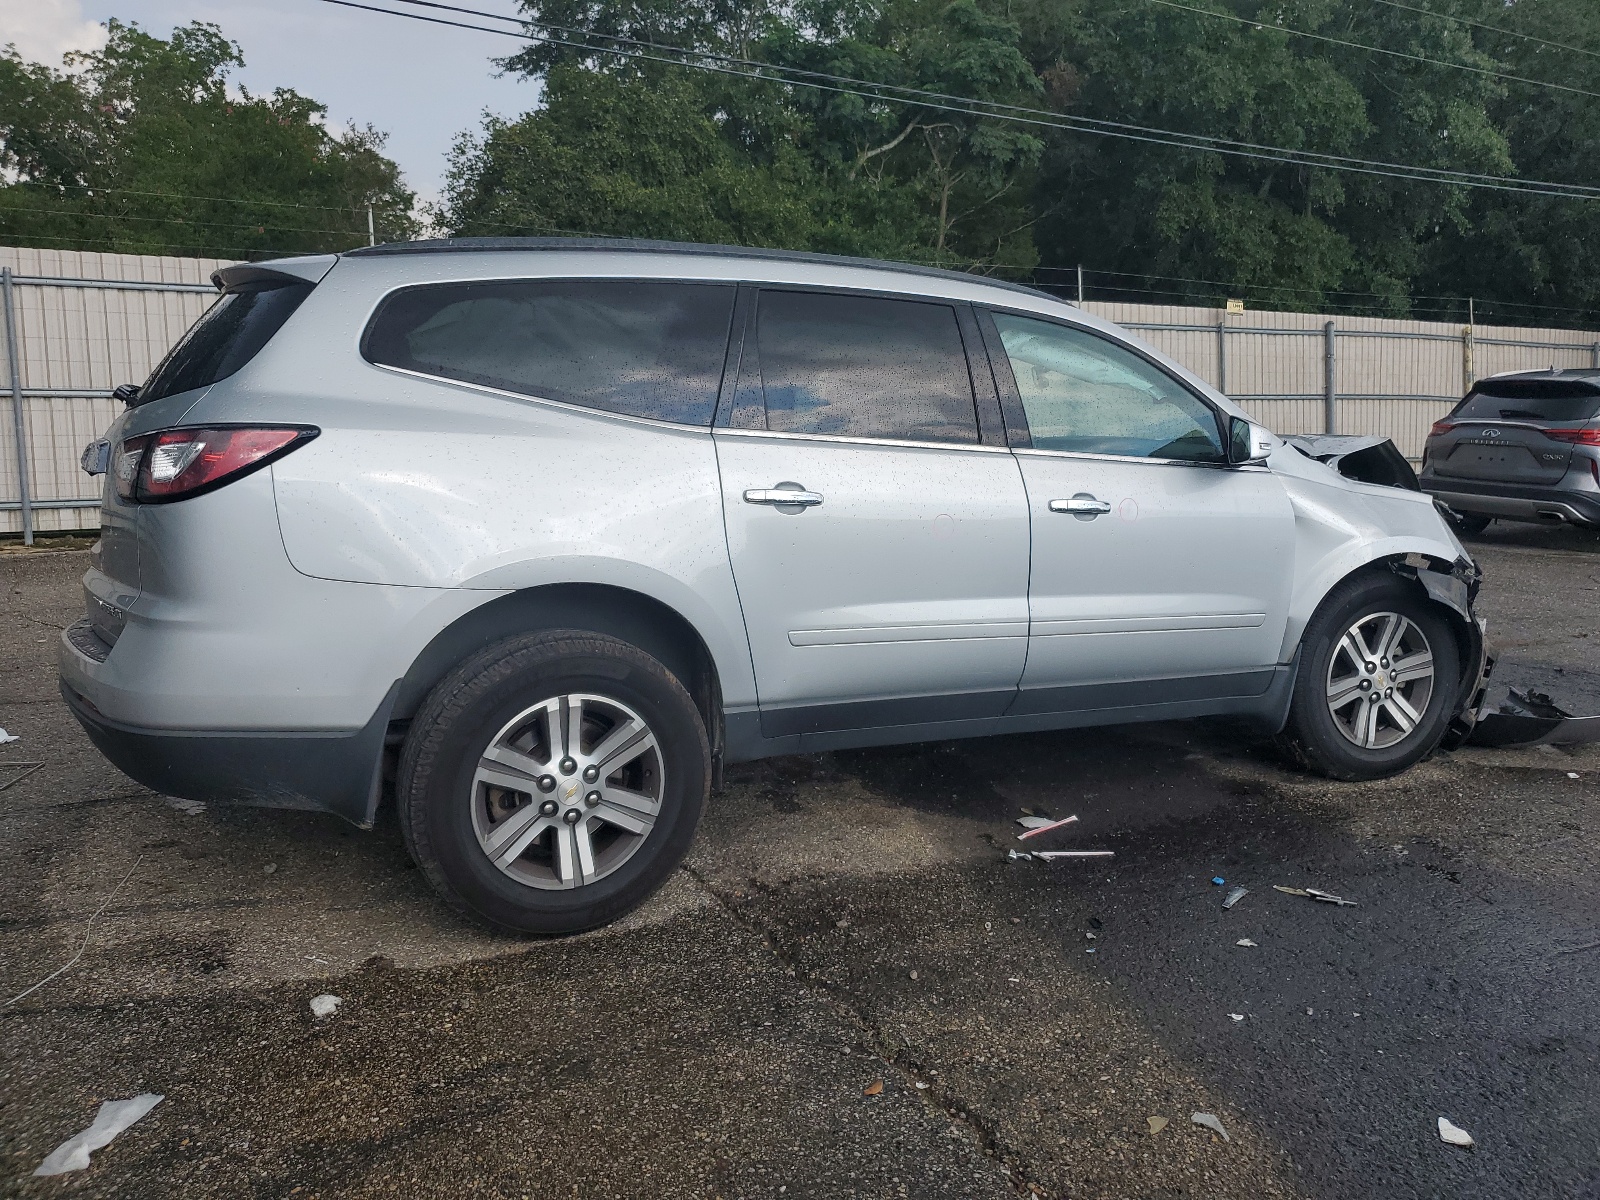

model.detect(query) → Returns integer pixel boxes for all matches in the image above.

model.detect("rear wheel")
[398,630,709,934]
[1283,576,1461,780]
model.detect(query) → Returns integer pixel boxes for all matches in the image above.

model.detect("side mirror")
[1227,417,1273,465]
[112,383,141,405]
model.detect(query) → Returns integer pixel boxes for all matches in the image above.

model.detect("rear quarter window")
[362,279,736,426]
[139,281,313,405]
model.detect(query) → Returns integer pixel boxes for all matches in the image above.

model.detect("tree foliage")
[439,0,1600,325]
[0,20,416,259]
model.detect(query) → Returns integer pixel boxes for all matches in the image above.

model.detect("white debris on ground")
[1235,938,1258,947]
[161,795,206,816]
[1438,1117,1475,1147]
[0,728,19,744]
[309,994,342,1018]
[1191,1112,1230,1142]
[33,1094,163,1176]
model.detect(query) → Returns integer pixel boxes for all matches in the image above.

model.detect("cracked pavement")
[3,523,1599,1199]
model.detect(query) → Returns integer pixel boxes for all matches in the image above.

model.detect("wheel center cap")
[561,778,581,803]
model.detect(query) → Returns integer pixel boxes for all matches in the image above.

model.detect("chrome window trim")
[714,425,1010,454]
[367,361,716,436]
[1012,445,1266,471]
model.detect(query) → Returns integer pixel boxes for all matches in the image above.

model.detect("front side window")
[140,281,313,405]
[363,280,736,425]
[755,290,979,444]
[991,312,1225,462]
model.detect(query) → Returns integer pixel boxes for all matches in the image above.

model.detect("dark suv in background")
[1421,369,1600,532]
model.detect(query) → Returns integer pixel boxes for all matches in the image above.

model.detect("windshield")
[1453,379,1600,424]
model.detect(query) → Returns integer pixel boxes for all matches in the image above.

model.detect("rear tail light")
[1428,421,1454,438]
[113,425,317,503]
[1544,427,1600,446]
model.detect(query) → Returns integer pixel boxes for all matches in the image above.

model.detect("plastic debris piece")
[33,1094,163,1176]
[1017,815,1080,841]
[1085,931,1097,940]
[1274,885,1357,906]
[309,993,342,1018]
[863,1080,883,1096]
[1223,886,1249,909]
[1306,888,1357,906]
[1034,850,1115,860]
[1235,938,1258,947]
[1191,1112,1230,1142]
[0,728,18,744]
[1211,876,1226,886]
[1568,772,1580,780]
[1146,1116,1169,1135]
[1006,849,1034,862]
[1437,1117,1474,1148]
[1085,947,1097,954]
[1229,1013,1245,1021]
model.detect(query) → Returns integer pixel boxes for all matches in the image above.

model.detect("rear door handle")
[744,486,823,507]
[1049,495,1112,516]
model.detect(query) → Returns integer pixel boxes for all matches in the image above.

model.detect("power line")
[19,181,397,215]
[0,229,311,258]
[319,0,1600,201]
[385,0,1600,198]
[1373,0,1600,62]
[1145,0,1600,100]
[0,202,371,239]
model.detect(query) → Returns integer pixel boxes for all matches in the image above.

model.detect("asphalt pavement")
[2,524,1598,1199]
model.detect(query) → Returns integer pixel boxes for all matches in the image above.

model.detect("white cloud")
[0,0,108,66]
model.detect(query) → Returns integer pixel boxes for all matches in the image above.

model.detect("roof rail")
[341,236,1060,302]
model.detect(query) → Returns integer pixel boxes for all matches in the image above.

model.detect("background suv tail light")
[114,426,318,503]
[1428,421,1454,437]
[1543,427,1600,446]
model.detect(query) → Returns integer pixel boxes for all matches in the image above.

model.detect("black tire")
[398,630,710,934]
[1282,574,1461,781]
[1450,512,1492,535]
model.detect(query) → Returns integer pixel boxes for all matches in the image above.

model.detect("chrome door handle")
[744,487,823,507]
[1049,495,1112,516]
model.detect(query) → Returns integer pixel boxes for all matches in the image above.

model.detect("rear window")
[139,281,313,405]
[1453,379,1600,423]
[362,280,736,426]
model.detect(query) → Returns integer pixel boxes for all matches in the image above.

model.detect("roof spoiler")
[211,254,338,292]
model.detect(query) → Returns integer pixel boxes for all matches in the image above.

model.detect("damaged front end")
[1388,554,1492,750]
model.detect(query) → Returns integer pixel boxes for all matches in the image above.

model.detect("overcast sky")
[3,0,541,206]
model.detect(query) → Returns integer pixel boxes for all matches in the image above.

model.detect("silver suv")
[62,239,1485,933]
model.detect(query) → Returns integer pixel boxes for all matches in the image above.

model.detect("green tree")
[0,20,416,259]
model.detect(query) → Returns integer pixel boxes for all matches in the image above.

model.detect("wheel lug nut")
[536,776,556,793]
[1385,687,1394,698]
[559,757,577,775]
[1365,662,1377,673]
[582,765,599,784]
[1359,679,1371,690]
[539,799,558,816]
[585,791,601,807]
[562,808,581,824]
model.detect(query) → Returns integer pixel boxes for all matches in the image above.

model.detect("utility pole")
[367,205,376,247]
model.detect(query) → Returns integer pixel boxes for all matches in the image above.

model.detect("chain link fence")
[5,245,1599,542]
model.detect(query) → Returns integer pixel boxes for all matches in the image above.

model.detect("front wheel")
[398,630,710,934]
[1283,576,1461,781]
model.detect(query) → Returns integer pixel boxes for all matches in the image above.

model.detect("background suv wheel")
[399,630,710,934]
[1283,574,1461,781]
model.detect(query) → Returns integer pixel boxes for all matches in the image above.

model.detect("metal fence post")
[1323,320,1337,434]
[1462,324,1475,393]
[2,268,32,545]
[1592,340,1598,370]
[1216,317,1227,395]
[1076,264,1084,305]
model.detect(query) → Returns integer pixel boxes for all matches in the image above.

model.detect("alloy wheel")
[470,692,663,889]
[1325,611,1436,750]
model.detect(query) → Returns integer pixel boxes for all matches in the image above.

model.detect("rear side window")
[139,281,313,405]
[1454,379,1600,423]
[362,280,736,425]
[754,290,978,443]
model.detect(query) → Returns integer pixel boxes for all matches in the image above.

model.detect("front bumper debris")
[1468,686,1600,748]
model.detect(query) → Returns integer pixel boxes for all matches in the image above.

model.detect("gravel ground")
[2,524,1598,1199]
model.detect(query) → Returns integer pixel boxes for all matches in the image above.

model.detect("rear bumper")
[61,680,397,828]
[1422,480,1600,526]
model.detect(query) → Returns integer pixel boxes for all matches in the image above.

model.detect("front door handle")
[1049,494,1112,517]
[744,485,824,507]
